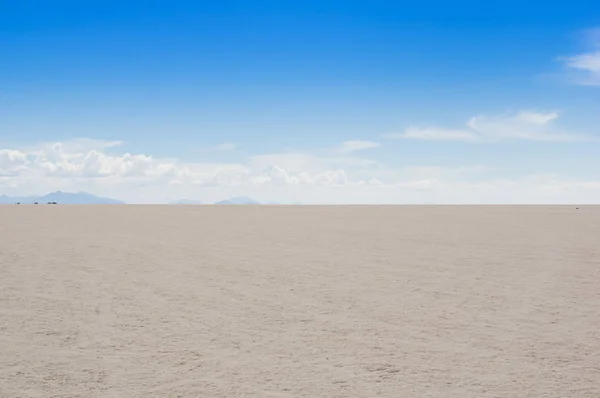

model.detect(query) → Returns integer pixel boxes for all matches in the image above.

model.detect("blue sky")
[1,0,599,203]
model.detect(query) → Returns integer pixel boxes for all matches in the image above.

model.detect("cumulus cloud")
[1,138,599,204]
[0,149,29,176]
[0,139,373,200]
[249,152,379,178]
[386,111,589,142]
[247,165,348,187]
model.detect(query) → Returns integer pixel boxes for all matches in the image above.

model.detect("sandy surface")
[1,205,599,397]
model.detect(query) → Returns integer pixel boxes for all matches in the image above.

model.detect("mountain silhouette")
[214,196,260,205]
[0,191,125,204]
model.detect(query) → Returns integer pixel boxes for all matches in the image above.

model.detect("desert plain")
[0,205,599,397]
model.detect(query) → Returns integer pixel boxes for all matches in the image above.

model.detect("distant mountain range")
[214,196,260,205]
[0,191,125,205]
[0,192,267,205]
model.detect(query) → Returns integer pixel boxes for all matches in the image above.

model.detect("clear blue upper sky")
[1,1,599,203]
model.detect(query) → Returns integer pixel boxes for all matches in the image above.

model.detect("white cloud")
[214,142,237,151]
[39,138,124,152]
[247,166,349,187]
[0,139,376,201]
[564,52,600,85]
[194,142,238,152]
[561,28,600,86]
[1,138,599,204]
[397,127,479,142]
[386,111,588,142]
[512,111,559,125]
[339,140,380,152]
[0,149,29,176]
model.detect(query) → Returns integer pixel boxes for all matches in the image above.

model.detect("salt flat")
[1,205,599,397]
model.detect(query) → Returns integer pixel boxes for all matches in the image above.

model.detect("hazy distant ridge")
[0,191,125,204]
[214,196,260,205]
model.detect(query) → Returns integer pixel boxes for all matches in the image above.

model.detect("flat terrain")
[1,205,599,397]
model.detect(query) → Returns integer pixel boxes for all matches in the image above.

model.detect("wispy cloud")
[35,138,124,152]
[214,142,237,151]
[385,111,589,142]
[563,52,600,86]
[195,142,238,152]
[396,127,479,142]
[339,140,380,152]
[561,28,600,86]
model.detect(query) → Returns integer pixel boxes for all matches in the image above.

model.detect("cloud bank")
[1,136,599,204]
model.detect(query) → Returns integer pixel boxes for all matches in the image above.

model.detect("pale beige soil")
[1,205,599,397]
